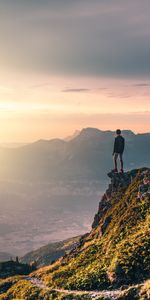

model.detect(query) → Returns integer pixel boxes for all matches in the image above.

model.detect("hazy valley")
[0,179,104,256]
[1,127,150,257]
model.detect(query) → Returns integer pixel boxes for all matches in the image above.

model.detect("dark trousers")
[113,153,123,170]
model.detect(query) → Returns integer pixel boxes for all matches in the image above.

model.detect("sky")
[1,0,150,142]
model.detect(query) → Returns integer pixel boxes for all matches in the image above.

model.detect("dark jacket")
[113,135,125,154]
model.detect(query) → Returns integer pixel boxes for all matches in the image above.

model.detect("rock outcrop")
[92,170,137,229]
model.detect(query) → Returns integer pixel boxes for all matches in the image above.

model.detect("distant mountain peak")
[64,130,81,141]
[79,127,105,138]
[121,129,135,135]
[34,138,65,145]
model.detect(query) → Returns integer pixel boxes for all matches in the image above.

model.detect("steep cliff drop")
[0,168,150,300]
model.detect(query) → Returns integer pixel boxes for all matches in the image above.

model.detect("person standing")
[113,129,125,173]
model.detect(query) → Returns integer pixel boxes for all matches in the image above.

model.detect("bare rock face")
[99,215,112,236]
[107,171,132,190]
[92,194,111,229]
[92,170,137,229]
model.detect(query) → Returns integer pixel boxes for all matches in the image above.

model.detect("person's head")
[116,129,121,135]
[143,176,149,185]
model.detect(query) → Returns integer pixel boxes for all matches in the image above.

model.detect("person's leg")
[119,154,124,172]
[113,153,118,171]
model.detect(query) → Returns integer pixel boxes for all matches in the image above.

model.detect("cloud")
[107,93,131,99]
[62,88,91,93]
[1,1,150,78]
[133,83,150,87]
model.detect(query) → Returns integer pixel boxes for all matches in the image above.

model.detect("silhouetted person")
[113,129,125,173]
[16,256,19,263]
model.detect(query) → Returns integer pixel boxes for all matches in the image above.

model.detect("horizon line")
[1,127,150,147]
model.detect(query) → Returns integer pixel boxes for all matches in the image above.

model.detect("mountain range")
[1,128,150,182]
[1,127,150,256]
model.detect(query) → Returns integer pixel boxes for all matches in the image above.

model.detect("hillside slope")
[31,168,149,290]
[21,236,81,267]
[0,168,149,299]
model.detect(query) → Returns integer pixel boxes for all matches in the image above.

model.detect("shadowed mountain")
[20,236,81,268]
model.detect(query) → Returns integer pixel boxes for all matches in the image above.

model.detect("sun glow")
[0,101,68,113]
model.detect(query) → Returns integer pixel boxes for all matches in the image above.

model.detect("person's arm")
[122,137,125,153]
